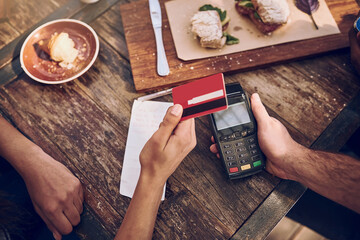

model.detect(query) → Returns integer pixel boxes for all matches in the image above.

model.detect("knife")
[149,0,170,76]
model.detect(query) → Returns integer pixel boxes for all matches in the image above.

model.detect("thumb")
[251,93,271,129]
[152,104,183,148]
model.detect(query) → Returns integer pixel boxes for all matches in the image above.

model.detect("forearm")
[287,147,360,214]
[115,173,164,240]
[0,116,43,178]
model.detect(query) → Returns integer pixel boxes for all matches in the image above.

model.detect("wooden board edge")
[230,180,307,240]
[119,0,356,92]
[134,41,350,93]
[131,32,350,92]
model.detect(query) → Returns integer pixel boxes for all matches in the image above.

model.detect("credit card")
[172,73,228,121]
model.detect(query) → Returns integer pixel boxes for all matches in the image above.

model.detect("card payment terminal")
[210,83,265,179]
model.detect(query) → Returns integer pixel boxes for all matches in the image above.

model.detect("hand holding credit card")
[172,73,228,121]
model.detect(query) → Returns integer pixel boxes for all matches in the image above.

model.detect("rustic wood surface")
[0,0,359,239]
[120,0,359,92]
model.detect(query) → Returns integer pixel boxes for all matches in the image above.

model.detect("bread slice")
[254,0,289,24]
[191,10,226,48]
[235,0,289,34]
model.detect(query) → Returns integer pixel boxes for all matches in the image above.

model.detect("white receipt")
[119,100,173,201]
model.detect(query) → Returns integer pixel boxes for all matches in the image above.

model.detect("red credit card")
[172,73,228,121]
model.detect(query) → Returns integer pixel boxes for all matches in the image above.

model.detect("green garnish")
[254,12,261,20]
[223,32,239,45]
[222,15,230,27]
[244,2,254,8]
[237,0,254,9]
[199,4,227,22]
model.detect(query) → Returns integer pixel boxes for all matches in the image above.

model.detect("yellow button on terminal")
[241,164,251,171]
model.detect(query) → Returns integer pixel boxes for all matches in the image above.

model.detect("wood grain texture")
[0,58,22,85]
[311,92,360,151]
[71,0,120,27]
[0,38,269,239]
[120,0,359,92]
[6,0,61,33]
[226,49,360,143]
[91,5,129,59]
[0,21,19,50]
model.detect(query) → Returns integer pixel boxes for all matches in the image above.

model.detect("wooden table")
[0,0,359,239]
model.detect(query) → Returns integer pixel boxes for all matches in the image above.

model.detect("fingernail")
[53,233,59,240]
[171,104,182,116]
[253,93,260,102]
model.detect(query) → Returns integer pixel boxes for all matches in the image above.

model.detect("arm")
[282,148,360,214]
[250,94,360,214]
[0,116,83,240]
[210,94,360,214]
[115,104,196,240]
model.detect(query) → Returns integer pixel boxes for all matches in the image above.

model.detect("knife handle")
[154,27,170,76]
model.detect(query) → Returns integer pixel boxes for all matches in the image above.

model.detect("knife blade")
[149,0,170,76]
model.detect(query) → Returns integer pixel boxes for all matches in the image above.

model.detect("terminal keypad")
[219,132,263,174]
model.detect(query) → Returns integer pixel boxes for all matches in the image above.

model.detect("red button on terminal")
[229,167,239,173]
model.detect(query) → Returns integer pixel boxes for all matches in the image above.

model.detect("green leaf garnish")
[254,11,261,20]
[199,4,227,22]
[237,0,254,9]
[223,32,239,45]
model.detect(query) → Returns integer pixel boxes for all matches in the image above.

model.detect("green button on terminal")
[253,160,262,167]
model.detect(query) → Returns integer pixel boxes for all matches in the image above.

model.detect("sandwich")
[198,4,231,31]
[235,0,290,34]
[191,4,239,49]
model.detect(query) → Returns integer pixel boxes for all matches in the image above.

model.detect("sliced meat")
[235,3,281,34]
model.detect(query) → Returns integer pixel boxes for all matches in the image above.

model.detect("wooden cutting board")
[120,0,358,92]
